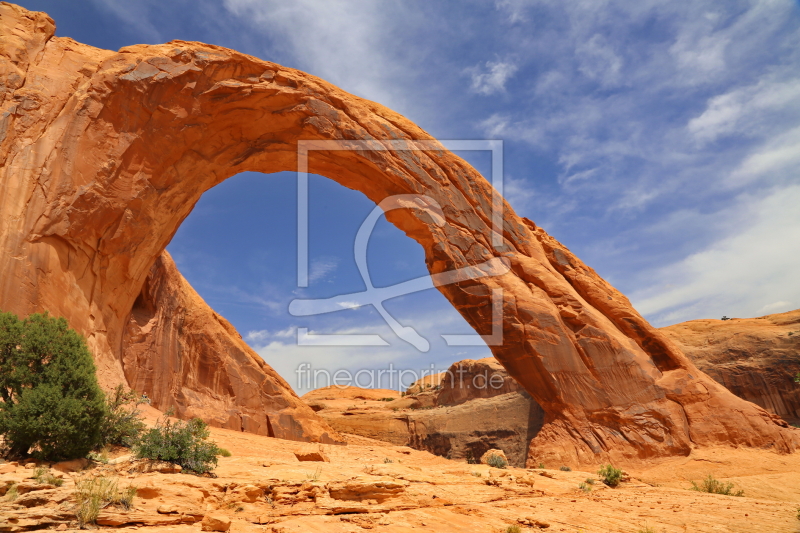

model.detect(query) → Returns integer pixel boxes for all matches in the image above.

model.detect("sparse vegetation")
[379,397,395,402]
[689,474,744,497]
[134,414,221,474]
[578,482,591,492]
[383,457,393,463]
[505,525,521,533]
[538,462,545,469]
[466,450,479,465]
[485,453,508,469]
[33,466,64,487]
[74,477,136,528]
[0,311,106,460]
[598,464,623,487]
[585,478,595,485]
[636,525,656,533]
[560,465,572,471]
[305,466,322,481]
[88,447,110,464]
[5,483,18,501]
[472,471,482,477]
[218,448,232,457]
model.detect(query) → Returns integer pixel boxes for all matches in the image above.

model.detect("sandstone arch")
[1,4,796,465]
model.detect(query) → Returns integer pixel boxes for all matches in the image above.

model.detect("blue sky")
[21,0,800,392]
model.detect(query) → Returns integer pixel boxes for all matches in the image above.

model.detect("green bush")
[690,474,744,497]
[0,312,106,460]
[217,448,232,457]
[98,385,147,448]
[578,482,591,492]
[559,465,572,471]
[485,453,508,469]
[598,464,623,487]
[134,415,220,474]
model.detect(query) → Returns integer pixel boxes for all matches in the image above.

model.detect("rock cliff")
[301,371,544,467]
[662,309,800,424]
[1,3,797,464]
[122,251,340,442]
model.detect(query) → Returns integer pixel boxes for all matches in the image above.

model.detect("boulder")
[480,449,508,466]
[201,515,232,532]
[52,458,88,473]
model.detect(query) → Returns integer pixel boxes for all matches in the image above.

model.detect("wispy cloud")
[469,60,518,95]
[308,257,339,284]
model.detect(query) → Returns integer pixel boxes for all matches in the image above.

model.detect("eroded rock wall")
[662,309,800,423]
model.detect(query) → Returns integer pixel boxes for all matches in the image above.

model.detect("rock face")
[302,360,544,467]
[662,309,800,423]
[0,3,797,464]
[122,251,340,441]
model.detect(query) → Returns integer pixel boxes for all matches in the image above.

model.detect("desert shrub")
[0,311,106,460]
[690,474,744,497]
[598,464,623,487]
[560,465,572,471]
[5,483,18,501]
[134,415,220,474]
[578,482,592,492]
[217,448,232,457]
[636,526,656,533]
[98,385,147,448]
[505,525,522,533]
[585,478,595,485]
[485,453,508,469]
[383,457,393,463]
[379,397,395,402]
[33,466,64,487]
[538,462,545,469]
[75,477,136,528]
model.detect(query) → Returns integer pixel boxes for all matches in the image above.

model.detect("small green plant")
[33,466,64,487]
[5,483,19,501]
[485,453,508,469]
[560,465,572,471]
[305,466,322,481]
[134,414,221,474]
[598,464,623,487]
[689,474,744,497]
[578,482,591,492]
[585,478,595,485]
[379,398,395,402]
[383,457,393,464]
[505,525,522,533]
[636,524,656,533]
[217,448,232,457]
[74,477,136,528]
[88,447,110,464]
[538,462,545,469]
[472,471,482,478]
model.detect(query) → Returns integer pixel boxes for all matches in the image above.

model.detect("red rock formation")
[123,251,340,442]
[436,357,525,406]
[0,3,797,464]
[662,309,800,423]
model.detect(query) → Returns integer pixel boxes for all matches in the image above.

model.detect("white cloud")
[631,185,800,325]
[759,301,793,315]
[469,60,518,95]
[308,258,339,283]
[728,126,800,187]
[577,34,623,87]
[221,0,421,117]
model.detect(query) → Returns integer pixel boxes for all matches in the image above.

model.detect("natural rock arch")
[1,4,796,465]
